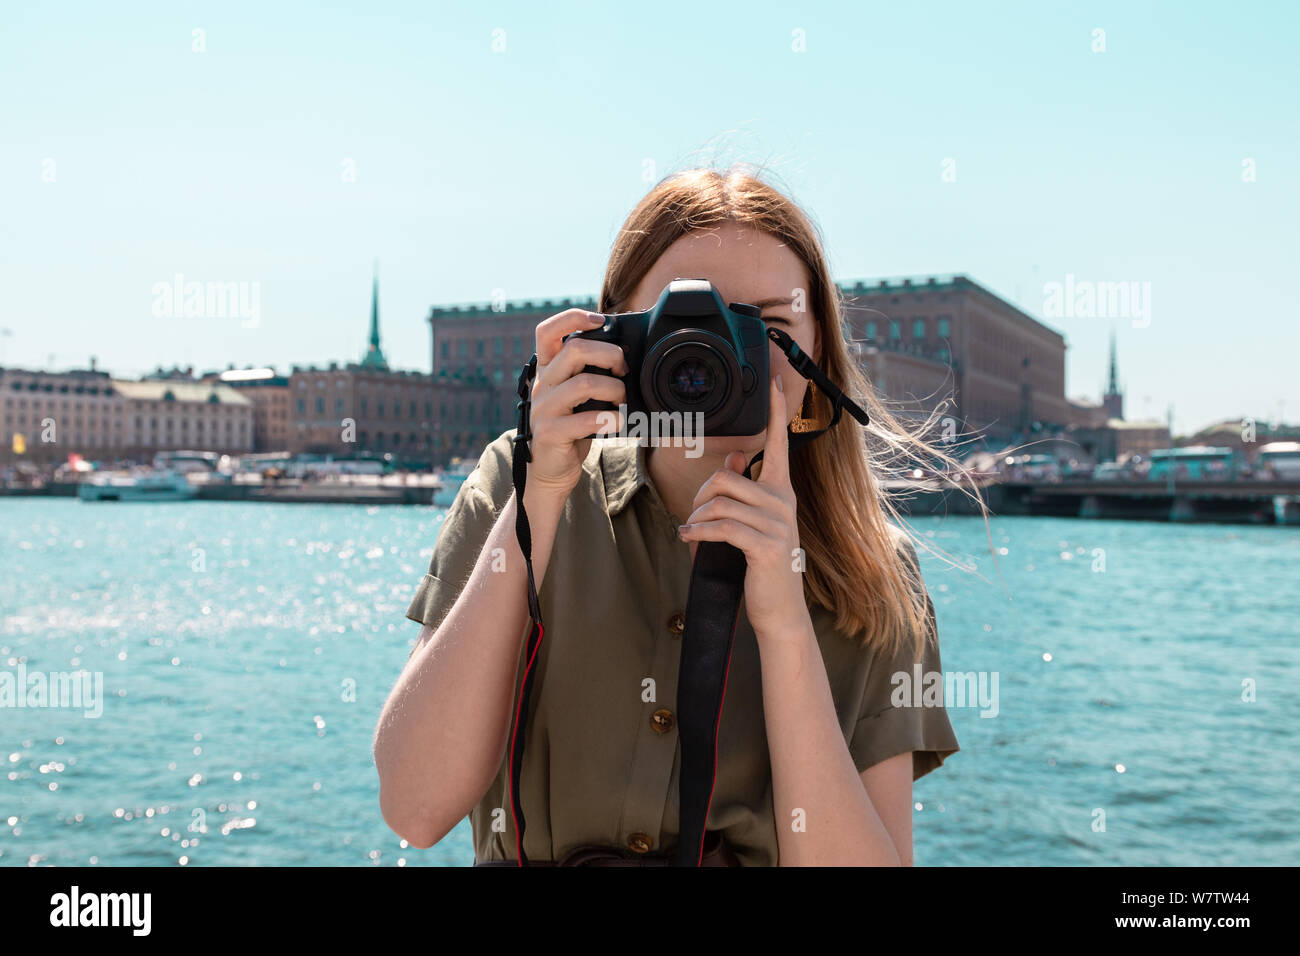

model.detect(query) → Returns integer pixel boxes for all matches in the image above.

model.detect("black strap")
[508,355,543,866]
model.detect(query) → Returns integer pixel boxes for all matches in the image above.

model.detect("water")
[1,499,1296,866]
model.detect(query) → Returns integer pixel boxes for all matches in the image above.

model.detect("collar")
[597,438,652,516]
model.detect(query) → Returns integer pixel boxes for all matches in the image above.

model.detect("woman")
[374,166,965,866]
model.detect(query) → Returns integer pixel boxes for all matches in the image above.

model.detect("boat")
[433,457,477,508]
[77,468,199,502]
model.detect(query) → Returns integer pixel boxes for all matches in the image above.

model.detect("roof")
[111,380,251,405]
[1106,418,1168,430]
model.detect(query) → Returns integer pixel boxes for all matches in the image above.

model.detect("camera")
[566,279,770,436]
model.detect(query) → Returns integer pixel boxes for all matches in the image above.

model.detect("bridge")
[890,479,1300,525]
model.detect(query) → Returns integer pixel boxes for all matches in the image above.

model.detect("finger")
[677,517,765,555]
[534,372,627,416]
[538,336,629,387]
[684,495,784,537]
[535,407,624,444]
[691,464,785,514]
[758,374,790,487]
[535,308,606,365]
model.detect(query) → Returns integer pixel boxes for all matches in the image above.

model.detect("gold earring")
[790,381,828,433]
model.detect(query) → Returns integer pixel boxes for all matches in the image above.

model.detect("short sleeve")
[847,534,960,780]
[403,430,516,636]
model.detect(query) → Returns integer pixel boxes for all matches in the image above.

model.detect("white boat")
[78,468,199,502]
[433,458,477,508]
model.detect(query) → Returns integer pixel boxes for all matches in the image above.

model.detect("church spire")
[1102,327,1123,419]
[360,260,389,370]
[1107,327,1119,395]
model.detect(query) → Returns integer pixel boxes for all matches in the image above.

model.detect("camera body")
[567,279,770,436]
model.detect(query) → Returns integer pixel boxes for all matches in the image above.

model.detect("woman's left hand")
[678,374,811,642]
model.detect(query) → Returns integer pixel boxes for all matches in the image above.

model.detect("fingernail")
[589,312,605,324]
[677,524,691,537]
[776,374,784,392]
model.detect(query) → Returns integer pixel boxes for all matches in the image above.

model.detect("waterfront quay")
[0,474,440,506]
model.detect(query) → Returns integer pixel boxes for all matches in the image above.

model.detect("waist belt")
[507,327,869,866]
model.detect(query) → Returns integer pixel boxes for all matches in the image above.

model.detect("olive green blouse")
[403,429,959,866]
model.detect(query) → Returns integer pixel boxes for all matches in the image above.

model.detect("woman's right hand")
[524,309,629,499]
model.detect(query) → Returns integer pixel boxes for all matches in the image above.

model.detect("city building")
[112,378,253,456]
[1064,334,1167,463]
[290,266,495,464]
[201,367,291,452]
[841,276,1070,447]
[1,363,126,464]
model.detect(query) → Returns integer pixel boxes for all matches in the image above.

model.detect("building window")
[458,340,468,358]
[888,320,900,340]
[297,399,306,414]
[476,340,484,357]
[441,341,449,359]
[514,336,523,355]
[377,402,384,419]
[315,397,324,413]
[913,318,926,339]
[494,336,503,357]
[865,321,876,340]
[938,315,951,337]
[335,398,343,415]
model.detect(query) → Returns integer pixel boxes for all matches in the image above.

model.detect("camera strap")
[506,328,869,867]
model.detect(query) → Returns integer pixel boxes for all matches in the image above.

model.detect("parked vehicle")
[1147,446,1238,481]
[1255,441,1300,480]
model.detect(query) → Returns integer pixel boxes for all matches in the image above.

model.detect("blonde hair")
[600,166,985,661]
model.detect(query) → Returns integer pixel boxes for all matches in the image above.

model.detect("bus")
[1255,441,1300,480]
[1146,446,1238,481]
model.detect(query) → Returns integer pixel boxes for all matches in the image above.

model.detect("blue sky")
[2,0,1296,434]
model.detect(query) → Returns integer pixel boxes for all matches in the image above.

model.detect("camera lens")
[643,331,739,425]
[667,356,716,404]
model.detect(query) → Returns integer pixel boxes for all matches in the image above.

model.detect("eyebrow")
[750,296,794,309]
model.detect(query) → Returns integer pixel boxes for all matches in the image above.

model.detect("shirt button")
[667,611,685,636]
[627,832,653,854]
[650,708,675,734]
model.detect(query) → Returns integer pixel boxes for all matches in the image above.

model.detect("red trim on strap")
[508,620,544,867]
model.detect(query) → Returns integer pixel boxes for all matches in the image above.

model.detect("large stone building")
[290,268,495,464]
[426,275,1070,452]
[841,276,1071,447]
[112,379,254,456]
[1,364,126,463]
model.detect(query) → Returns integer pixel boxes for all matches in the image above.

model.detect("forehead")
[627,225,810,312]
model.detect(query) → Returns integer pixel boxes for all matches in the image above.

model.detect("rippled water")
[1,499,1296,866]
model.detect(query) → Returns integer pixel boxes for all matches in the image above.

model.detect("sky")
[2,0,1296,435]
